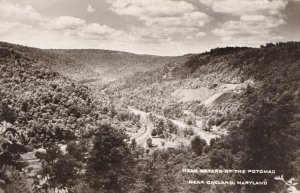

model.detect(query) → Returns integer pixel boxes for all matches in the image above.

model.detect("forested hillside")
[48,49,175,83]
[0,45,142,193]
[0,41,175,83]
[99,42,300,192]
[0,41,299,193]
[104,43,300,131]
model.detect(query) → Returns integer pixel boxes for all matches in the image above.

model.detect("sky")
[0,0,300,56]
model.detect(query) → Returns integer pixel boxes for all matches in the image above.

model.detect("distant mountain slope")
[48,49,176,83]
[0,41,175,83]
[120,42,300,88]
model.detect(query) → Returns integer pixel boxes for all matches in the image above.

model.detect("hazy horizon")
[1,0,300,56]
[3,40,299,57]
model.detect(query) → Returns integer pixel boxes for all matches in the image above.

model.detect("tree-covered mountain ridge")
[120,42,300,87]
[0,42,146,193]
[101,42,300,193]
[104,42,300,134]
[0,41,176,83]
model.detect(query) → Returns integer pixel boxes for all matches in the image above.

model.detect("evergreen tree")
[191,135,207,156]
[237,93,296,192]
[86,124,135,192]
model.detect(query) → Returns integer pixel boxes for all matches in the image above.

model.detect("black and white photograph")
[0,0,300,192]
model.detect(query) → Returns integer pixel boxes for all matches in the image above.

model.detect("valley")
[0,41,299,193]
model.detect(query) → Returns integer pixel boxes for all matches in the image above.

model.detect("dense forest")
[0,42,175,83]
[0,41,299,193]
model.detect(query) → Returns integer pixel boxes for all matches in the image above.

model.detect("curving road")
[128,107,221,147]
[129,108,154,148]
